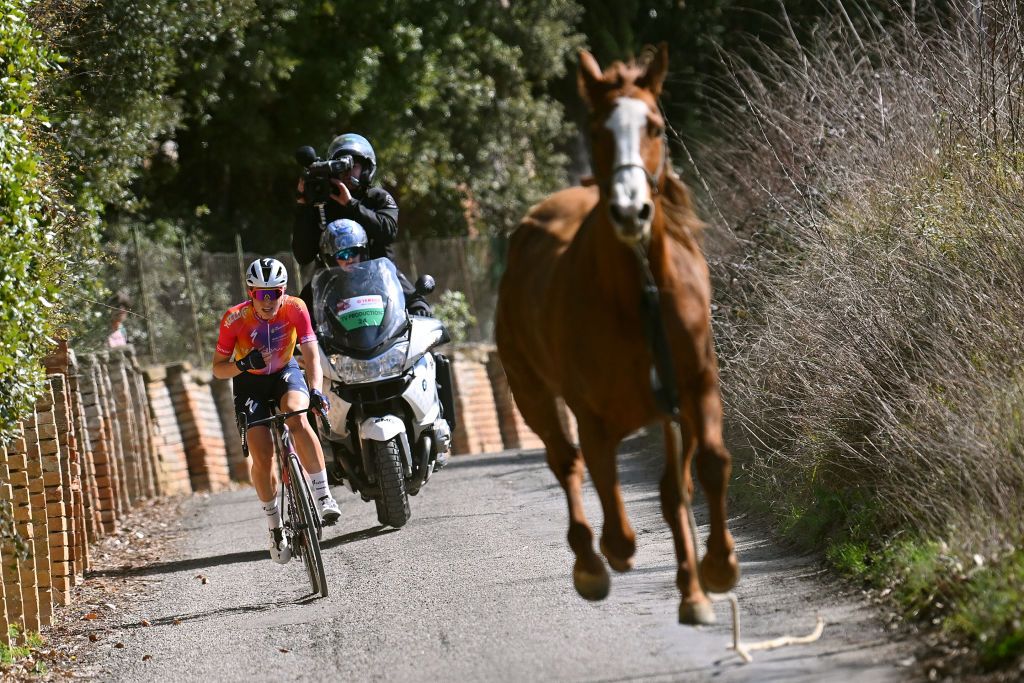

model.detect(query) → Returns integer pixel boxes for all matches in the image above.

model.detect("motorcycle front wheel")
[373,437,410,528]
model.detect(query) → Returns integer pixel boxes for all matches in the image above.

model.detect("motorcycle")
[312,258,455,528]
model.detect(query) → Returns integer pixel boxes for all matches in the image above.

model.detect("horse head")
[578,44,669,245]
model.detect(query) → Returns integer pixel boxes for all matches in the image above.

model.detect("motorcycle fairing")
[312,259,407,358]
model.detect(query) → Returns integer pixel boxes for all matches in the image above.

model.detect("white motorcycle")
[312,258,455,528]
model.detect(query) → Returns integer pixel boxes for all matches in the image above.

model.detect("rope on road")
[672,422,825,664]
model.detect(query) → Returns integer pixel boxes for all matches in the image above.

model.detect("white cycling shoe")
[318,496,341,526]
[269,527,291,564]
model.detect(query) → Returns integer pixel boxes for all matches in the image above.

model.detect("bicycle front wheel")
[288,454,328,598]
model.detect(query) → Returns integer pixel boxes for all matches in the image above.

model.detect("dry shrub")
[698,1,1024,551]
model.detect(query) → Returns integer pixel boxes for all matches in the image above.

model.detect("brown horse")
[495,44,739,625]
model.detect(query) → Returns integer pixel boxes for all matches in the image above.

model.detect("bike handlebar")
[240,406,331,457]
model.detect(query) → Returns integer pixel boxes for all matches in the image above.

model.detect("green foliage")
[434,290,477,345]
[0,0,66,440]
[51,0,259,213]
[947,550,1024,669]
[1,625,43,665]
[54,0,583,250]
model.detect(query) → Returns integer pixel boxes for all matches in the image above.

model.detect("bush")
[434,290,478,344]
[0,0,69,440]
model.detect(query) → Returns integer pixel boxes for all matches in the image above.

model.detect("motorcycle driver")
[321,218,369,272]
[212,258,342,564]
[292,132,431,319]
[316,219,451,470]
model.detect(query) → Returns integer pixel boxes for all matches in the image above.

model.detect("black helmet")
[326,133,376,188]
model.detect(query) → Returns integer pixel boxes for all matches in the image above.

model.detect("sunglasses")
[251,288,285,302]
[334,247,362,261]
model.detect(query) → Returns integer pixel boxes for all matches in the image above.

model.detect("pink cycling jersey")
[215,296,316,375]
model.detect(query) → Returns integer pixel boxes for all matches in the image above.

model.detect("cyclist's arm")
[212,350,246,380]
[212,309,243,379]
[299,340,323,392]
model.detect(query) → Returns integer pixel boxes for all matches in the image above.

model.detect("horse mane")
[661,165,705,244]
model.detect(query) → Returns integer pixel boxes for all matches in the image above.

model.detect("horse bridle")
[606,134,669,196]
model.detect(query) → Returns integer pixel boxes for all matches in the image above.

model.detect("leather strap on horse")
[630,244,824,663]
[632,244,678,417]
[608,135,669,196]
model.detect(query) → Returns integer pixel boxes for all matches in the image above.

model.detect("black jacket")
[292,186,399,266]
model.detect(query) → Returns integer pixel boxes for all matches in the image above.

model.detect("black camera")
[295,145,353,203]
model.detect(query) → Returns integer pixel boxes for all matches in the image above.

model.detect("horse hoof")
[700,552,740,594]
[679,599,716,625]
[573,564,610,601]
[600,538,635,573]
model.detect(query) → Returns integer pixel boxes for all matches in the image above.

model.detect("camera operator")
[292,132,431,321]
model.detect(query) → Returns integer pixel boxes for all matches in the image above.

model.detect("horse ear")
[578,50,604,106]
[638,43,669,97]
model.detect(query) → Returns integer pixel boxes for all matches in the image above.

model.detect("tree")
[118,0,584,248]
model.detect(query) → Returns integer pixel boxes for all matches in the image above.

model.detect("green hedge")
[0,0,64,440]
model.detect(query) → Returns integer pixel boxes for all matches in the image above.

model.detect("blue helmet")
[321,219,368,262]
[326,133,376,186]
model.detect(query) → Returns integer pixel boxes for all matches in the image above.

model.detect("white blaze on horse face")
[605,97,655,242]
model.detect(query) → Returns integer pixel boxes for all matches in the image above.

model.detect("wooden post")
[132,228,158,359]
[180,235,205,360]
[235,233,247,301]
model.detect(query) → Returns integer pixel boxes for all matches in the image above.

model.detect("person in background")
[292,132,430,319]
[107,291,132,348]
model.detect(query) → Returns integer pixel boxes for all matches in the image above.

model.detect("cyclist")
[212,257,342,564]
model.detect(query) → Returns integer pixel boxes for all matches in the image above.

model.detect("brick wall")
[142,365,193,496]
[165,363,231,492]
[0,342,559,641]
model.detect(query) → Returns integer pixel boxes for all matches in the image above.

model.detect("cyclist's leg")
[275,361,340,523]
[235,372,290,561]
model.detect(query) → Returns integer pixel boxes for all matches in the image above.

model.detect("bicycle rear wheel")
[287,454,328,598]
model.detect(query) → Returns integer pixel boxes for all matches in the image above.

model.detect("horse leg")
[689,366,740,594]
[575,409,636,573]
[660,420,714,625]
[507,372,608,600]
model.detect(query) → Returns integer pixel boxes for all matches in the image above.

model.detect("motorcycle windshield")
[312,259,407,356]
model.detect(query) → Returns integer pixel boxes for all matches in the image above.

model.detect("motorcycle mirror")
[295,145,317,167]
[414,274,436,296]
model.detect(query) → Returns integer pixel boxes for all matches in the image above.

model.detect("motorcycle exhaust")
[408,434,433,496]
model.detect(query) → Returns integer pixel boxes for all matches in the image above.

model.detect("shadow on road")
[111,593,323,631]
[88,525,396,579]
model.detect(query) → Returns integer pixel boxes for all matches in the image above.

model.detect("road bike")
[241,407,329,598]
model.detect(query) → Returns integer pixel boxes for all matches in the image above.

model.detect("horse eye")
[648,122,665,137]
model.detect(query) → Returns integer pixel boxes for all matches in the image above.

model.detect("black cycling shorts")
[233,358,309,430]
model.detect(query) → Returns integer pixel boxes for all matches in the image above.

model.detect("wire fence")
[78,233,505,367]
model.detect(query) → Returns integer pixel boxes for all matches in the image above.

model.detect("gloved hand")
[407,301,432,317]
[310,388,330,413]
[235,349,266,373]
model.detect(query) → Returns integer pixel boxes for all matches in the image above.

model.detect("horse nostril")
[638,202,653,222]
[609,203,627,224]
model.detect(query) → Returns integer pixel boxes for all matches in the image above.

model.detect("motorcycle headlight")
[332,341,409,385]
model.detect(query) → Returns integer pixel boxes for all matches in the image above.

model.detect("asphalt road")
[79,432,916,682]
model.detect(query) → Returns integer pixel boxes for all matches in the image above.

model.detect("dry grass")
[697,0,1024,555]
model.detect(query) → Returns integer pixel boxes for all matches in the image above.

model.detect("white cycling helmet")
[246,257,288,289]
